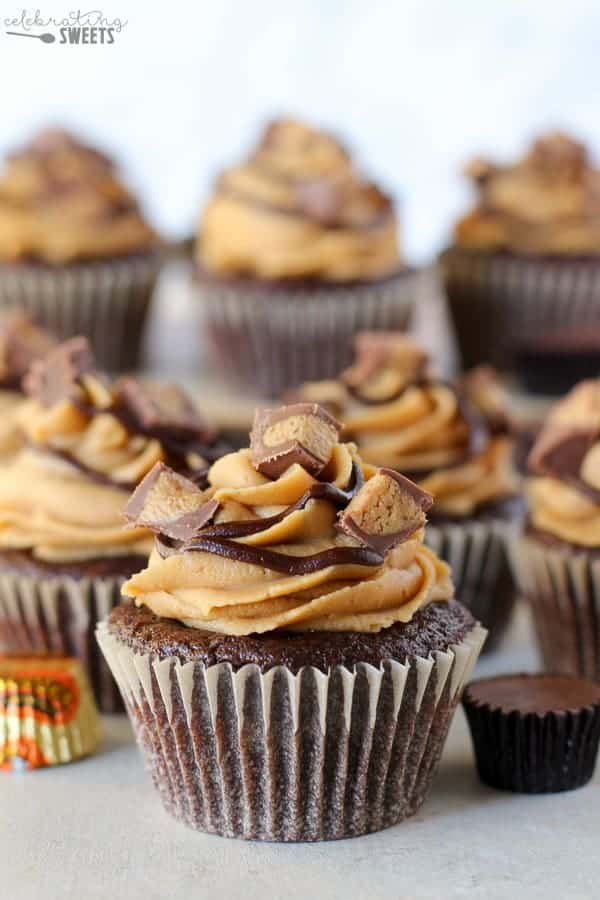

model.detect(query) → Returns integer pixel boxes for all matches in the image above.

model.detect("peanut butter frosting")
[527,380,600,546]
[198,118,401,281]
[0,337,220,563]
[291,333,520,518]
[454,131,600,255]
[122,404,453,636]
[0,128,158,263]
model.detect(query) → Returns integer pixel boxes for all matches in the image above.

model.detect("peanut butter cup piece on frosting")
[23,335,97,408]
[251,402,341,478]
[341,332,428,403]
[0,311,54,390]
[337,468,432,553]
[125,462,219,540]
[114,378,216,445]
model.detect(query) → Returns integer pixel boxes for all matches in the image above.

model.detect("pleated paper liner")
[440,248,600,371]
[194,267,422,397]
[510,535,600,682]
[425,518,518,652]
[0,253,162,372]
[0,571,126,713]
[97,621,486,842]
[0,654,100,770]
[463,675,600,793]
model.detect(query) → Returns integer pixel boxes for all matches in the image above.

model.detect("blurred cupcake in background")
[512,380,600,682]
[0,336,223,711]
[0,128,161,370]
[291,332,522,648]
[0,310,54,458]
[441,131,600,372]
[195,117,420,396]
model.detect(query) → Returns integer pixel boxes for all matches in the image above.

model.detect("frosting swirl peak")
[198,118,401,281]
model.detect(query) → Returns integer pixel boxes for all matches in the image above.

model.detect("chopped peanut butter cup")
[124,462,218,540]
[341,332,428,403]
[23,335,96,408]
[0,311,54,388]
[337,468,433,553]
[114,378,215,443]
[251,402,342,478]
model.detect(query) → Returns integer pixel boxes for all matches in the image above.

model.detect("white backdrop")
[1,0,599,261]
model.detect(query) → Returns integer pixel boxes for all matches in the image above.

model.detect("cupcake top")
[0,337,220,563]
[290,333,519,518]
[454,131,600,255]
[527,379,600,547]
[123,402,453,635]
[197,118,401,282]
[0,128,158,263]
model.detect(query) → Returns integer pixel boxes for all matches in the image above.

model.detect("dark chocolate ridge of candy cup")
[106,597,475,674]
[463,674,600,793]
[0,547,147,580]
[523,520,600,557]
[193,261,414,292]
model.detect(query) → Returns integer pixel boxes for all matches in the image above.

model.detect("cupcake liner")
[511,536,600,682]
[96,620,486,841]
[0,655,100,770]
[463,680,600,793]
[194,268,422,396]
[425,518,517,652]
[0,571,125,713]
[0,254,162,371]
[440,248,600,371]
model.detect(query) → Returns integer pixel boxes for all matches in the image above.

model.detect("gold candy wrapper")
[0,655,101,771]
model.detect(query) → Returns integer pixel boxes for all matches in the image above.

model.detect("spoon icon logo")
[6,30,56,42]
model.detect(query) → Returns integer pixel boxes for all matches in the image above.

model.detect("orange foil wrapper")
[0,655,101,771]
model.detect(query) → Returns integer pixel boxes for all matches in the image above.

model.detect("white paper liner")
[511,534,600,681]
[0,254,161,371]
[194,269,423,396]
[0,570,126,713]
[97,620,486,841]
[441,249,600,370]
[425,517,518,650]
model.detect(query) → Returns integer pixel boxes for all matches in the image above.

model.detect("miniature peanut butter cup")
[251,402,341,478]
[463,673,600,793]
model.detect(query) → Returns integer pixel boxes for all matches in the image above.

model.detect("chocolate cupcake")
[441,131,600,371]
[194,118,419,396]
[511,380,600,682]
[0,310,54,458]
[0,128,161,370]
[97,403,486,841]
[0,337,223,711]
[463,673,600,792]
[291,333,522,649]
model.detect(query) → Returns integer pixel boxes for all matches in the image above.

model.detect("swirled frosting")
[454,131,600,255]
[0,129,158,263]
[198,118,401,281]
[291,333,519,518]
[0,337,220,563]
[527,380,600,546]
[122,404,453,635]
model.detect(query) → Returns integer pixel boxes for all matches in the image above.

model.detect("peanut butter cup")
[98,402,485,841]
[463,673,600,793]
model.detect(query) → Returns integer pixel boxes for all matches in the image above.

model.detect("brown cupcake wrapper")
[511,536,600,682]
[463,687,600,793]
[425,518,518,652]
[0,655,101,770]
[194,269,421,396]
[441,249,600,370]
[96,620,486,841]
[0,571,125,713]
[0,254,162,371]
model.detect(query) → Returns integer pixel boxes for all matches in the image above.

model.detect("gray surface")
[2,605,599,900]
